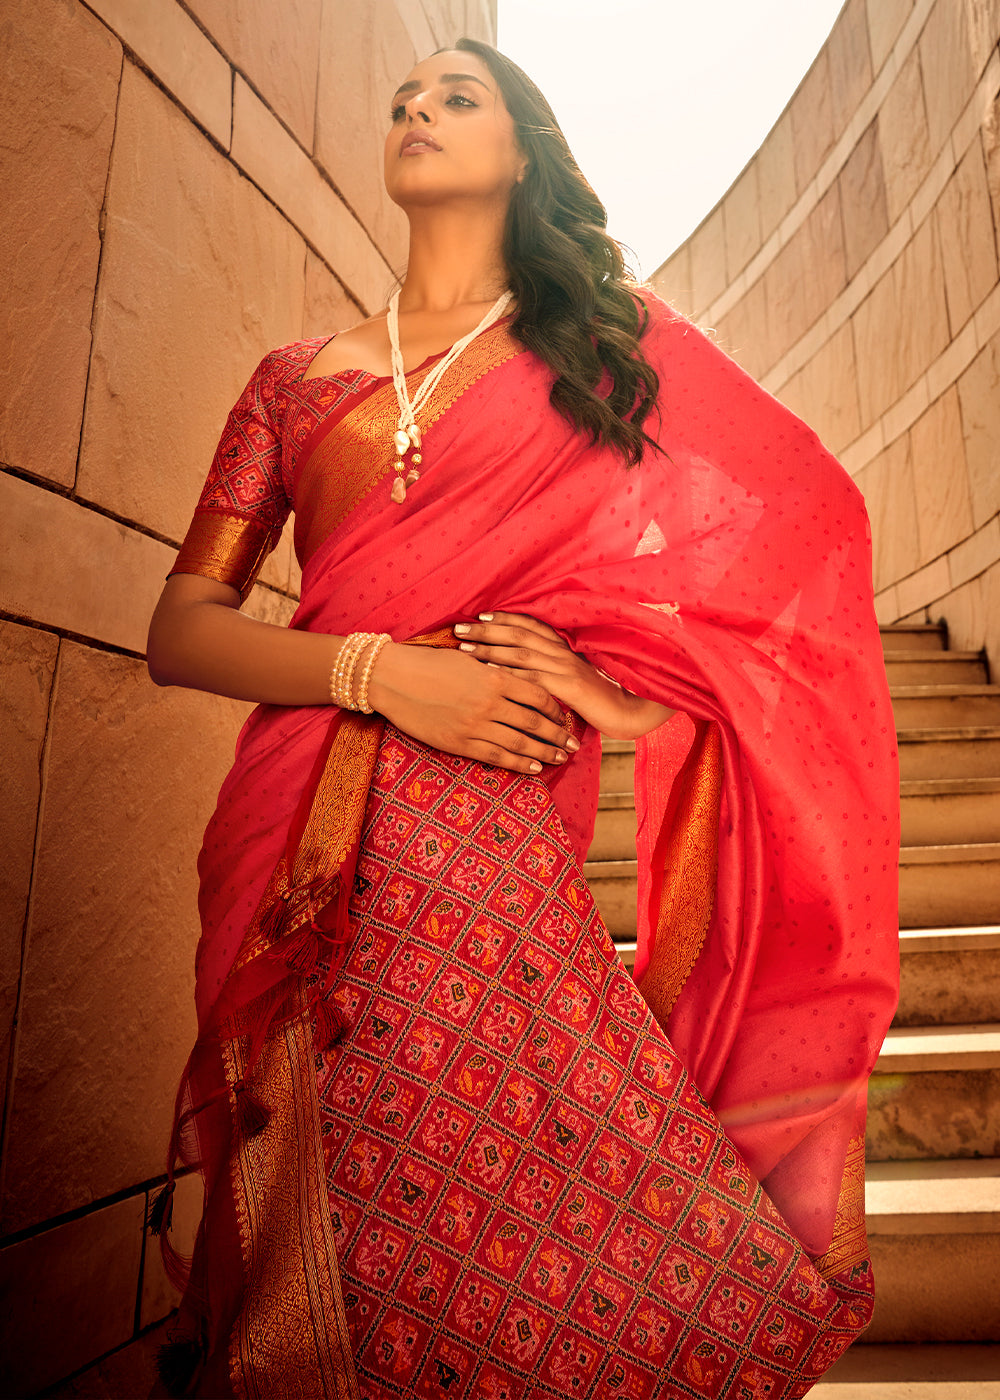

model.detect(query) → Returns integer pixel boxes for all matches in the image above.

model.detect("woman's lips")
[400,132,441,155]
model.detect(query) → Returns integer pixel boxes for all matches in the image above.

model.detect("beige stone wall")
[652,0,1000,673]
[0,0,494,1391]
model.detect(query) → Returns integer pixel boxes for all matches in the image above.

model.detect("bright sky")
[497,0,847,278]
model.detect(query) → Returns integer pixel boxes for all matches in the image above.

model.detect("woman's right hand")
[368,642,578,774]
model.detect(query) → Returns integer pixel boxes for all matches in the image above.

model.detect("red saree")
[158,295,899,1398]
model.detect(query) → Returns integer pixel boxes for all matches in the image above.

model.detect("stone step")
[591,779,1000,860]
[899,843,1000,927]
[881,624,948,653]
[588,846,1000,937]
[900,777,1000,846]
[897,925,1000,1027]
[864,1158,1000,1343]
[600,729,1000,785]
[897,727,1000,781]
[599,739,634,793]
[884,651,988,685]
[891,685,1000,728]
[868,1023,1000,1161]
[811,1343,1000,1397]
[590,792,638,862]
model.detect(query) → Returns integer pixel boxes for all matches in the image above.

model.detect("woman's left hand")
[454,612,674,741]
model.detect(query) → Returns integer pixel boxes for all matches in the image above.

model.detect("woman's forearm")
[147,576,341,706]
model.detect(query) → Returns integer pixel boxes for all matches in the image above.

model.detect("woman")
[147,38,899,1400]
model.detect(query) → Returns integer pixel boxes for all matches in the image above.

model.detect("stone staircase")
[586,621,1000,1360]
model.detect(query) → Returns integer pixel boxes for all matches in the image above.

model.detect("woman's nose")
[405,91,433,123]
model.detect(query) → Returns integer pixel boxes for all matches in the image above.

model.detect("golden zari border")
[295,323,524,567]
[637,720,724,1025]
[813,1132,870,1281]
[171,509,279,601]
[225,1010,360,1400]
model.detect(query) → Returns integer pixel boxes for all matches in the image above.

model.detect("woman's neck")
[398,206,509,313]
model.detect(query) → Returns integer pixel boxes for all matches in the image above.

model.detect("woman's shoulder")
[254,336,333,385]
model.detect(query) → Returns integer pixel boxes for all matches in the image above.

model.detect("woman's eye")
[446,93,477,109]
[390,103,405,121]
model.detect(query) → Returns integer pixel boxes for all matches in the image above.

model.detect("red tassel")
[280,924,319,975]
[313,997,349,1050]
[234,1081,269,1138]
[260,887,291,944]
[147,1179,176,1236]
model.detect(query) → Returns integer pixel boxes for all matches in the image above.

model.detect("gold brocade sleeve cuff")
[169,509,279,603]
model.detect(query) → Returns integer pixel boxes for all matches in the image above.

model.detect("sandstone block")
[878,47,933,226]
[1,642,250,1232]
[184,0,322,148]
[722,164,762,283]
[231,74,391,316]
[866,0,915,75]
[756,112,797,243]
[649,245,694,321]
[980,89,1000,244]
[828,0,873,138]
[0,0,121,488]
[304,250,363,340]
[949,513,1000,588]
[790,48,835,196]
[937,136,1000,336]
[0,1192,144,1395]
[965,0,1000,74]
[0,622,58,1135]
[714,276,772,384]
[896,554,951,616]
[956,327,1000,528]
[764,184,846,357]
[775,321,861,456]
[859,434,922,593]
[0,472,175,654]
[315,0,413,270]
[393,0,438,57]
[688,206,727,318]
[853,217,950,428]
[919,0,976,154]
[76,65,306,544]
[909,387,974,565]
[84,0,231,146]
[839,120,889,281]
[942,564,1000,679]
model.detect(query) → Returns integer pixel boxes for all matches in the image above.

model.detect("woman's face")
[383,50,525,212]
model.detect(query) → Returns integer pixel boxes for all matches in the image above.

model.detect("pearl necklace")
[387,288,514,503]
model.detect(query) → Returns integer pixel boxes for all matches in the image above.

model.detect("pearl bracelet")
[329,632,390,712]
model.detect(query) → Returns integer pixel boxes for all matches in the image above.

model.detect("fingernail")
[478,612,494,622]
[458,642,476,652]
[454,623,471,635]
[554,750,567,763]
[529,761,542,772]
[566,737,580,752]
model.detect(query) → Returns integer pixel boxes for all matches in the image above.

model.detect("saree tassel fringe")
[279,925,320,976]
[146,1179,176,1236]
[234,1081,270,1139]
[312,995,349,1049]
[156,1335,205,1399]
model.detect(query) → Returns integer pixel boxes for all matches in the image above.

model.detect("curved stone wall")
[652,0,1000,672]
[0,1,493,1391]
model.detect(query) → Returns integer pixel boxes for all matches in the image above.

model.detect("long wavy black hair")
[455,38,660,466]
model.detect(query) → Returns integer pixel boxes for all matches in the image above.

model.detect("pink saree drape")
[160,295,899,1397]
